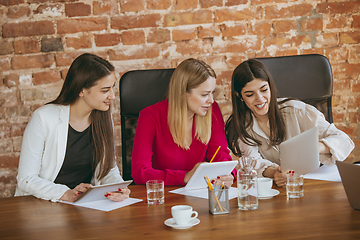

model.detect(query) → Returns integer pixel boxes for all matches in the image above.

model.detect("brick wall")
[0,0,359,197]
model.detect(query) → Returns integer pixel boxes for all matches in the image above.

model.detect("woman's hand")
[263,166,287,187]
[212,174,234,188]
[60,189,81,202]
[319,142,330,154]
[60,183,92,202]
[74,183,92,193]
[184,162,203,184]
[104,188,131,202]
[273,168,287,187]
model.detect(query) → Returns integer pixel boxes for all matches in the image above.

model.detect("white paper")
[304,165,341,182]
[170,187,238,200]
[61,197,143,212]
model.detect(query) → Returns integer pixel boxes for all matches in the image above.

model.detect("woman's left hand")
[212,174,234,188]
[104,187,131,202]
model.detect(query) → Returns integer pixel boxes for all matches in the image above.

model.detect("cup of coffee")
[171,205,198,226]
[257,177,273,196]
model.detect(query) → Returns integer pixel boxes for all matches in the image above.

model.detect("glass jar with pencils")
[237,157,258,210]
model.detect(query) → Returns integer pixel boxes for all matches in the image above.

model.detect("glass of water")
[146,180,164,205]
[286,172,304,198]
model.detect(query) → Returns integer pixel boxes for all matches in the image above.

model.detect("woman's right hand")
[273,168,287,187]
[60,189,81,202]
[184,162,203,184]
[60,183,92,202]
[263,166,287,187]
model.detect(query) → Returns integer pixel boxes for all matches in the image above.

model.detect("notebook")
[336,161,360,211]
[280,127,320,175]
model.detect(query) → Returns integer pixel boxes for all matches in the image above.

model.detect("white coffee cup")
[171,205,198,226]
[258,177,273,196]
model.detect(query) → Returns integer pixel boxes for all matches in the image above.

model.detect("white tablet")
[280,127,320,175]
[184,161,238,190]
[74,180,133,204]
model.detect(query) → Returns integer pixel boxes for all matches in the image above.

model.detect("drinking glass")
[146,180,164,205]
[286,173,304,198]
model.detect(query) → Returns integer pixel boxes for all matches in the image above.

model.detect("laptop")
[336,161,360,211]
[280,127,320,175]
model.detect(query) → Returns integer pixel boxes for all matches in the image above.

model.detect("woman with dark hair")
[131,58,235,187]
[15,53,130,202]
[226,59,354,186]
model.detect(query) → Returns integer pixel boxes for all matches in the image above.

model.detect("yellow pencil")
[209,146,221,163]
[205,175,213,190]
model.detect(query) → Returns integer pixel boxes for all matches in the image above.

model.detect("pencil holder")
[208,187,229,215]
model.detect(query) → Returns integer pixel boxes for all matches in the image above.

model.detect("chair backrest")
[119,69,175,181]
[255,54,333,123]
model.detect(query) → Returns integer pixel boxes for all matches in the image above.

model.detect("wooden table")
[1,179,359,240]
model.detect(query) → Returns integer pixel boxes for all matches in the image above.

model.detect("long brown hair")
[48,53,116,180]
[225,59,286,157]
[167,58,216,149]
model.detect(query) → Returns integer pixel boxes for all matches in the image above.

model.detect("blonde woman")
[131,58,235,187]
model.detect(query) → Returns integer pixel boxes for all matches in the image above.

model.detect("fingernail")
[118,188,122,192]
[217,176,220,179]
[77,192,81,195]
[211,180,215,184]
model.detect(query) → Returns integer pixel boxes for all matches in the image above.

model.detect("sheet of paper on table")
[170,187,238,200]
[304,164,341,182]
[61,197,143,212]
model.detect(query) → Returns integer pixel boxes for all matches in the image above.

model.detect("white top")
[239,99,355,175]
[15,104,123,202]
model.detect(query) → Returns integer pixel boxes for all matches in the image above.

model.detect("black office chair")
[119,69,175,181]
[255,54,333,123]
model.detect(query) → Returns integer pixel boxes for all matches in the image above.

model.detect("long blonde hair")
[167,58,216,149]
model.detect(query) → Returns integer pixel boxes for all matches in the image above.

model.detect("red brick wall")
[0,0,359,197]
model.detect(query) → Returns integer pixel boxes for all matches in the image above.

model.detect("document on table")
[61,197,143,212]
[170,187,238,200]
[304,165,341,182]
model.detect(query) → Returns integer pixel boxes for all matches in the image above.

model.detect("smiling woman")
[131,58,236,187]
[15,53,130,203]
[226,59,354,187]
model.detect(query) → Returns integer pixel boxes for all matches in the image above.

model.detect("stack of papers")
[304,165,341,182]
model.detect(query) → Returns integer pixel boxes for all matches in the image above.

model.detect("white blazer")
[15,104,123,202]
[239,99,355,176]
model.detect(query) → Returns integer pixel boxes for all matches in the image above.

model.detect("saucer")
[258,189,280,199]
[164,218,200,229]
